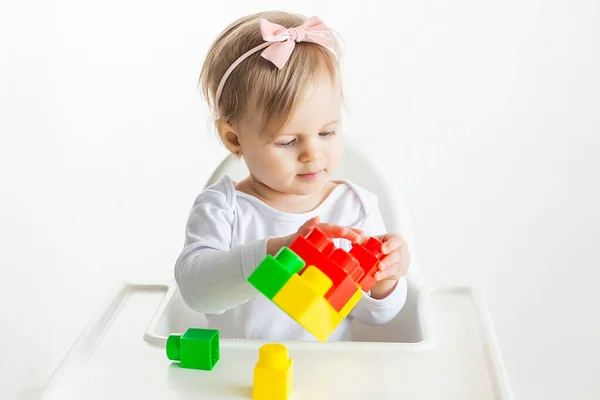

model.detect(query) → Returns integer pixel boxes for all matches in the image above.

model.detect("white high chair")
[39,139,514,400]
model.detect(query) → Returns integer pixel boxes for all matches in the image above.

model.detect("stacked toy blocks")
[248,227,384,342]
[166,328,220,370]
[253,343,293,400]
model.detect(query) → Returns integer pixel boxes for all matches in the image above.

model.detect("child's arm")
[348,196,410,325]
[174,187,265,314]
[174,188,363,315]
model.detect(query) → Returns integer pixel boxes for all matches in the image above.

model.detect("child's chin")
[292,179,328,193]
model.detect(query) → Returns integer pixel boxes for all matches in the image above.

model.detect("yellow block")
[253,344,293,400]
[339,285,363,318]
[273,266,342,342]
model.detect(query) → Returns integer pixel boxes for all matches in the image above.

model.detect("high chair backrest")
[204,139,425,343]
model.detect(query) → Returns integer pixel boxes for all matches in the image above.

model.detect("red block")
[290,228,386,309]
[304,227,335,257]
[363,237,384,260]
[325,276,360,312]
[290,229,366,312]
[289,234,335,276]
[322,249,364,312]
[349,237,384,292]
[329,248,364,283]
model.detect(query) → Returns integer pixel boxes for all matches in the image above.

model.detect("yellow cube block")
[273,266,343,342]
[339,285,363,318]
[253,344,293,400]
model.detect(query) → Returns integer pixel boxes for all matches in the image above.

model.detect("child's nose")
[298,141,324,163]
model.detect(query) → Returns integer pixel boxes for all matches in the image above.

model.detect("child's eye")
[276,138,296,148]
[319,131,335,137]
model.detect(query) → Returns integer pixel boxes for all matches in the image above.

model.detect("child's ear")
[216,119,242,157]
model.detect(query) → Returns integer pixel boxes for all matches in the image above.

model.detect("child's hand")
[294,216,364,245]
[374,233,410,281]
[369,233,410,299]
[267,216,362,256]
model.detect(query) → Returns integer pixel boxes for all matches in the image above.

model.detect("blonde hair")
[199,11,342,138]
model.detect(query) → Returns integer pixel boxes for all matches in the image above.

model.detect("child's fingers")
[302,216,320,228]
[376,263,408,280]
[350,228,364,236]
[375,266,396,280]
[350,228,365,242]
[298,216,320,235]
[381,235,404,254]
[378,251,402,270]
[299,220,363,243]
[318,223,362,242]
[376,267,398,281]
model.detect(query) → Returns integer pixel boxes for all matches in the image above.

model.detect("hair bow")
[259,17,335,69]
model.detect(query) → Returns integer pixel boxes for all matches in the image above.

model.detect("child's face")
[236,79,343,197]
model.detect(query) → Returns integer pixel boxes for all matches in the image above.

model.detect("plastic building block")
[166,328,219,370]
[330,247,366,282]
[300,227,336,257]
[272,266,342,342]
[363,236,385,260]
[323,248,365,312]
[349,237,384,292]
[248,228,385,339]
[248,247,305,299]
[339,285,363,318]
[289,228,365,312]
[253,343,293,400]
[289,228,336,277]
[325,275,360,312]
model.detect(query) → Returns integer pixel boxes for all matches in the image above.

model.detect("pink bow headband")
[214,16,336,112]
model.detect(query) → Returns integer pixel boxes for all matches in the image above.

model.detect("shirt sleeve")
[348,193,408,325]
[174,184,267,314]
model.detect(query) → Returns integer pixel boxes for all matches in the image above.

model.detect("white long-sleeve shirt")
[174,175,407,341]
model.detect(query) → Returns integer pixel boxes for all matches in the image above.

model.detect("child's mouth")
[297,170,323,180]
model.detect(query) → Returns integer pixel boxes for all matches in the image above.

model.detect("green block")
[166,328,219,370]
[248,246,305,299]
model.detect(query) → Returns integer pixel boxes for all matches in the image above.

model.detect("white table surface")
[38,284,511,400]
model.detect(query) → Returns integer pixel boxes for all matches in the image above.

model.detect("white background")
[1,0,598,399]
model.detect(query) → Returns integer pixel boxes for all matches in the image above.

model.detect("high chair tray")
[40,282,513,399]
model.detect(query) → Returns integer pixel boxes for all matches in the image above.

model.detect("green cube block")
[248,246,305,299]
[166,328,219,370]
